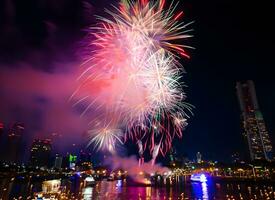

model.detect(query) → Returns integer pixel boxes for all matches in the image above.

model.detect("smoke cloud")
[105,155,169,183]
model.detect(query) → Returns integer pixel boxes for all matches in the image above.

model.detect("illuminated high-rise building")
[0,122,5,161]
[236,80,273,161]
[231,152,240,163]
[6,122,25,163]
[167,148,183,167]
[0,122,4,136]
[196,152,202,163]
[54,154,63,169]
[78,150,92,170]
[30,139,52,167]
[79,150,92,163]
[168,148,176,165]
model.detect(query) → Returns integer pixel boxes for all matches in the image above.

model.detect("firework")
[74,0,193,158]
[87,119,123,153]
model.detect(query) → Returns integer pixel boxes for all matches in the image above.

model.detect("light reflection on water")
[83,187,93,200]
[1,178,275,199]
[78,180,275,200]
[202,182,209,199]
[191,182,209,199]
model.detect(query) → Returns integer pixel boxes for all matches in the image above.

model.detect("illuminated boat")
[190,173,207,182]
[84,176,96,186]
[34,179,61,200]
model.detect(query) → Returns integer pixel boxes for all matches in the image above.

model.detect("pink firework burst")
[72,0,194,158]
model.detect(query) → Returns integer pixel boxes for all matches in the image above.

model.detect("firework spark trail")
[151,143,161,166]
[73,0,193,159]
[87,119,124,153]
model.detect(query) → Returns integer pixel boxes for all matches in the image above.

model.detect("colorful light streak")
[72,0,194,159]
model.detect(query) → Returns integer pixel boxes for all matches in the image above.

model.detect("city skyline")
[1,1,275,199]
[0,0,275,162]
[0,79,274,164]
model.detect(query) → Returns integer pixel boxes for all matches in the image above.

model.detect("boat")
[84,176,96,186]
[190,173,207,182]
[34,179,61,200]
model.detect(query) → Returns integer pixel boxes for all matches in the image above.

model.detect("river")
[1,177,274,199]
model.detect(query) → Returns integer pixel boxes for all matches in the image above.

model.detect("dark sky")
[0,0,274,162]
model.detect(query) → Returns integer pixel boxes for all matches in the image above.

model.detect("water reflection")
[1,177,275,199]
[82,187,93,200]
[202,182,209,199]
[146,186,151,199]
[191,181,212,200]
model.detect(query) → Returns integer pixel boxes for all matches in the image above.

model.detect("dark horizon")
[0,0,275,163]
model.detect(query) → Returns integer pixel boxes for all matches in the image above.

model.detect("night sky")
[0,0,274,162]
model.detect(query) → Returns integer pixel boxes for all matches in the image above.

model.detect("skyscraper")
[78,150,92,170]
[54,154,63,169]
[0,122,5,161]
[6,122,25,163]
[196,152,202,163]
[30,139,52,167]
[236,80,273,161]
[0,122,4,136]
